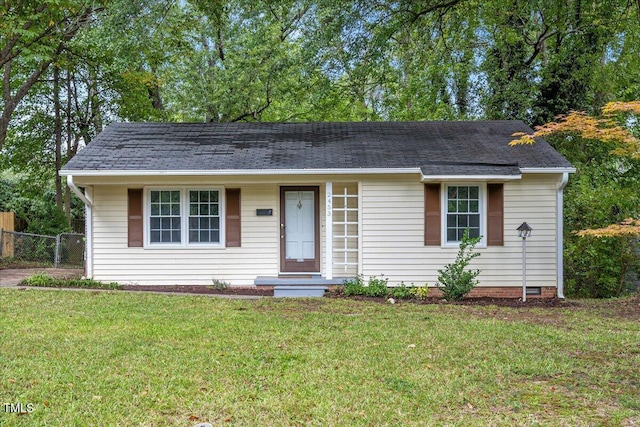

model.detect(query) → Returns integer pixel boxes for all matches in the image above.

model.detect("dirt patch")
[579,294,640,320]
[120,284,274,297]
[324,289,576,308]
[0,268,83,287]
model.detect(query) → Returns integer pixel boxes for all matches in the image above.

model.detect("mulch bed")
[119,285,580,308]
[324,290,576,308]
[120,285,275,296]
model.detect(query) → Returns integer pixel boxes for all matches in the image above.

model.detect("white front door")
[280,187,319,273]
[285,191,315,260]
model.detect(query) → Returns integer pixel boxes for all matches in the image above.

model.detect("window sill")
[441,242,487,250]
[144,244,226,250]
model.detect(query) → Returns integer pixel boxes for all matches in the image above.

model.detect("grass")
[0,289,638,426]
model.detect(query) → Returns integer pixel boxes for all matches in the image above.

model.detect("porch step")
[254,276,347,287]
[274,285,328,298]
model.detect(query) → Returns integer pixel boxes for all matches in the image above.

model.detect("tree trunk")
[64,61,73,226]
[53,63,63,211]
[88,66,102,134]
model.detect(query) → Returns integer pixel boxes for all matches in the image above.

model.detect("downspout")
[556,173,569,299]
[67,175,93,279]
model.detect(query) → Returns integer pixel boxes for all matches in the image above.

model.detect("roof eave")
[421,174,522,182]
[59,167,424,177]
[520,167,576,174]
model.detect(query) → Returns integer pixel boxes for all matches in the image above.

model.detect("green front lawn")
[1,289,638,426]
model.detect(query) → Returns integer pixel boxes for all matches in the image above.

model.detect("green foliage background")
[1,0,639,296]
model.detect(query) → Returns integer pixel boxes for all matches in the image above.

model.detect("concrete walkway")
[0,268,82,287]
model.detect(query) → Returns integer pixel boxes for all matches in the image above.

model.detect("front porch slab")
[274,286,328,298]
[254,276,348,287]
[256,276,349,298]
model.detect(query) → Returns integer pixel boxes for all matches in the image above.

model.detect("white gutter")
[67,175,92,206]
[67,175,93,279]
[59,168,423,177]
[61,167,577,178]
[421,174,522,182]
[520,167,576,174]
[556,172,570,299]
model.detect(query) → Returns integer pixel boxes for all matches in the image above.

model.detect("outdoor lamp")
[517,222,532,301]
[517,222,532,239]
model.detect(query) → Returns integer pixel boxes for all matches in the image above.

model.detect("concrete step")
[274,285,328,298]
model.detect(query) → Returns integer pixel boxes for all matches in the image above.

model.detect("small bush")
[436,229,482,301]
[343,275,366,296]
[21,273,120,290]
[21,272,52,287]
[410,286,430,300]
[211,279,229,290]
[343,275,389,297]
[390,283,413,299]
[364,275,389,297]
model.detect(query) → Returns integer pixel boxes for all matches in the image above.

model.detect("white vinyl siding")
[360,174,559,288]
[84,173,561,289]
[91,184,280,285]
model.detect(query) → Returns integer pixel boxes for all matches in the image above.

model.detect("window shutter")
[487,183,504,246]
[225,188,241,247]
[424,184,441,246]
[128,189,143,247]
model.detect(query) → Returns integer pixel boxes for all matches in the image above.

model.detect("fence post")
[0,229,4,257]
[55,233,61,268]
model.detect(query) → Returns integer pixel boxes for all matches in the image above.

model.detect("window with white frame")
[147,188,222,246]
[188,190,220,243]
[445,185,481,243]
[149,190,182,243]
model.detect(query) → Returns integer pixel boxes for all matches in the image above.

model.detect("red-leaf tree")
[511,102,640,296]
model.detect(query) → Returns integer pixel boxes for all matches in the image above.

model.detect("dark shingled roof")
[62,121,573,175]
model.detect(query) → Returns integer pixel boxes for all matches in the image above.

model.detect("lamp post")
[517,222,532,302]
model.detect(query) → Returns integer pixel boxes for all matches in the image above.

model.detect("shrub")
[364,275,389,297]
[211,279,229,290]
[343,275,366,296]
[436,230,482,301]
[390,283,413,299]
[343,275,389,297]
[21,273,120,290]
[409,286,430,300]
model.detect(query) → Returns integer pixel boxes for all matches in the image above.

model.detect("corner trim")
[556,172,570,299]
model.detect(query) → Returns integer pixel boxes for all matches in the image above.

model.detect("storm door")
[280,187,320,273]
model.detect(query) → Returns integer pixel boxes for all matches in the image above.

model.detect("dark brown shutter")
[487,183,504,246]
[128,189,143,247]
[225,188,241,247]
[424,184,441,246]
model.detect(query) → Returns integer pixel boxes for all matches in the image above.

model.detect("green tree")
[0,1,103,150]
[512,102,640,297]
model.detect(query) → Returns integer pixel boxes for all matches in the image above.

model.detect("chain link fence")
[0,230,84,267]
